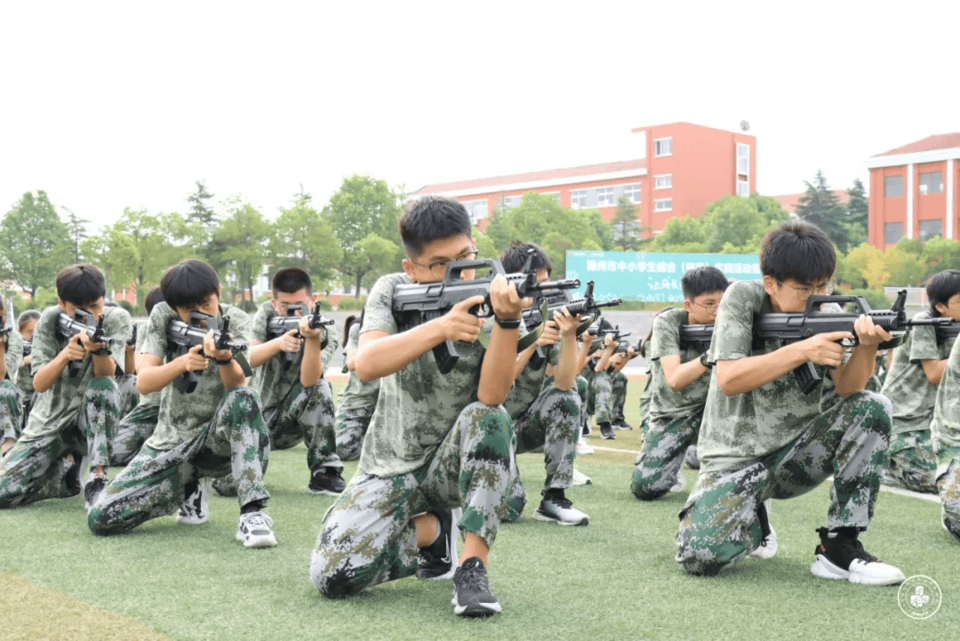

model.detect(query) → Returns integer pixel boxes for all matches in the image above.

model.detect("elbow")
[666,377,683,392]
[354,358,378,383]
[477,390,508,407]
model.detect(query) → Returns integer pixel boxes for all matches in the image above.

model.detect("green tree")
[0,191,71,298]
[922,237,960,273]
[610,195,641,251]
[846,177,869,228]
[322,175,402,297]
[61,206,90,263]
[268,199,342,293]
[210,197,271,310]
[795,170,849,250]
[186,180,217,227]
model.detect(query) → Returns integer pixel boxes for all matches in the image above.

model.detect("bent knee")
[310,551,366,599]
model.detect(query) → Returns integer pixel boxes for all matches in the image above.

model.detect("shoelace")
[244,513,273,530]
[458,565,492,595]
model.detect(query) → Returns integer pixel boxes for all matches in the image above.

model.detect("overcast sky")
[2,1,958,233]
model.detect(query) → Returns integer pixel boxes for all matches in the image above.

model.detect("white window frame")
[737,143,750,176]
[654,174,672,190]
[623,183,641,203]
[570,189,588,209]
[654,137,672,157]
[463,199,488,224]
[596,186,615,207]
[737,180,750,197]
[500,195,521,210]
[654,198,672,212]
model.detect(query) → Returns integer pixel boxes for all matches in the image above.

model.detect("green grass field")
[2,380,958,640]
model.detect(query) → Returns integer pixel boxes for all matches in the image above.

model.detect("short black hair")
[500,241,552,275]
[759,221,835,285]
[399,196,472,258]
[18,310,40,331]
[343,313,359,343]
[927,269,960,316]
[272,267,313,296]
[144,286,165,315]
[160,260,220,311]
[56,264,106,307]
[681,266,729,300]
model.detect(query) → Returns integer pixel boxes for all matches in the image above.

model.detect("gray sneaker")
[451,557,501,617]
[534,489,589,526]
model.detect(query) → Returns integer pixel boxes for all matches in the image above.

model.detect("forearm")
[92,353,116,377]
[514,343,537,380]
[553,337,577,391]
[595,348,615,372]
[832,346,877,396]
[33,355,71,393]
[716,344,809,396]
[355,322,449,382]
[250,340,283,368]
[300,339,323,388]
[664,358,710,391]
[478,326,519,405]
[138,358,190,394]
[218,359,247,388]
[922,358,948,385]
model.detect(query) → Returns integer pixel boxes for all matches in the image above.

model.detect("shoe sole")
[307,487,344,496]
[533,510,589,526]
[177,514,209,525]
[810,554,905,586]
[236,531,278,548]
[451,597,501,616]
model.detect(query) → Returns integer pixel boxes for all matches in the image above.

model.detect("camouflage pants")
[88,397,158,470]
[0,377,120,508]
[575,375,590,433]
[885,428,938,494]
[310,402,514,598]
[0,379,23,445]
[638,381,651,434]
[591,371,613,424]
[89,387,269,535]
[611,371,627,422]
[676,391,891,576]
[115,374,141,422]
[631,411,702,501]
[937,446,960,542]
[335,406,373,462]
[505,386,582,519]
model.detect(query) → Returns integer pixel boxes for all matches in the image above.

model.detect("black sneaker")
[84,475,107,511]
[809,527,906,585]
[613,419,633,430]
[534,488,589,526]
[417,508,459,580]
[308,468,346,496]
[63,456,82,497]
[600,422,616,440]
[451,556,501,617]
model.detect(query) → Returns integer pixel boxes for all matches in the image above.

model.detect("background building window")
[885,176,904,197]
[737,180,750,197]
[919,171,943,195]
[654,175,672,189]
[500,196,521,210]
[623,184,641,203]
[654,198,672,212]
[919,219,943,240]
[596,186,615,206]
[737,143,750,175]
[884,222,903,244]
[654,137,672,157]
[463,199,488,225]
[570,189,588,209]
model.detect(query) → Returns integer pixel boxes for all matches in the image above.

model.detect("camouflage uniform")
[1,330,25,444]
[502,346,581,520]
[676,281,892,576]
[610,370,628,423]
[932,336,960,540]
[87,302,270,535]
[311,273,514,598]
[591,370,613,424]
[877,315,951,494]
[0,305,130,508]
[575,374,589,435]
[16,336,36,433]
[334,322,380,461]
[631,308,710,500]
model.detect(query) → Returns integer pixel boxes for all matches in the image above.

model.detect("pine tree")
[186,180,216,227]
[795,170,849,250]
[846,178,869,228]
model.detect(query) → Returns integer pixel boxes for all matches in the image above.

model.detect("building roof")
[772,189,849,212]
[629,120,750,136]
[416,158,647,195]
[875,133,960,157]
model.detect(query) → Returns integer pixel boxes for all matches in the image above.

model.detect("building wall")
[869,158,959,248]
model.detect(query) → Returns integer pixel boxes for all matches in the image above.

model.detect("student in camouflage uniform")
[591,330,619,439]
[631,267,728,502]
[499,241,587,526]
[14,311,41,438]
[311,196,526,617]
[878,270,960,493]
[88,260,276,549]
[0,298,26,455]
[608,355,633,430]
[676,222,906,586]
[244,266,345,495]
[0,264,130,511]
[932,321,960,541]
[334,313,380,461]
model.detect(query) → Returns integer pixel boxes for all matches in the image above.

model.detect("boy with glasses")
[676,221,906,586]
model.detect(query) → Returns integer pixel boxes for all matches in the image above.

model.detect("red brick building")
[865,133,960,248]
[415,122,757,236]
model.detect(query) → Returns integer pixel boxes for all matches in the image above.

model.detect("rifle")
[678,324,713,353]
[22,341,32,357]
[166,311,253,393]
[936,323,960,347]
[57,310,115,377]
[126,324,138,347]
[392,258,581,374]
[266,302,335,371]
[679,289,956,394]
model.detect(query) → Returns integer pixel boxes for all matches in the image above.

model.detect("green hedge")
[337,296,366,311]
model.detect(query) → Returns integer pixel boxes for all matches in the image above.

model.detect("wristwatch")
[495,316,522,330]
[699,352,712,368]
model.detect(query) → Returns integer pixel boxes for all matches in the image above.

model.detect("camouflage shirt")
[336,322,380,413]
[698,280,829,474]
[648,307,711,421]
[249,300,335,411]
[504,337,560,420]
[141,302,253,451]
[879,312,953,431]
[135,321,161,409]
[933,334,960,449]
[3,329,25,383]
[22,305,131,441]
[357,272,489,478]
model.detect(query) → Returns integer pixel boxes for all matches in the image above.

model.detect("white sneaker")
[750,499,778,559]
[669,467,686,492]
[176,478,211,525]
[236,511,278,548]
[576,437,594,455]
[534,489,589,526]
[809,528,905,586]
[571,468,592,486]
